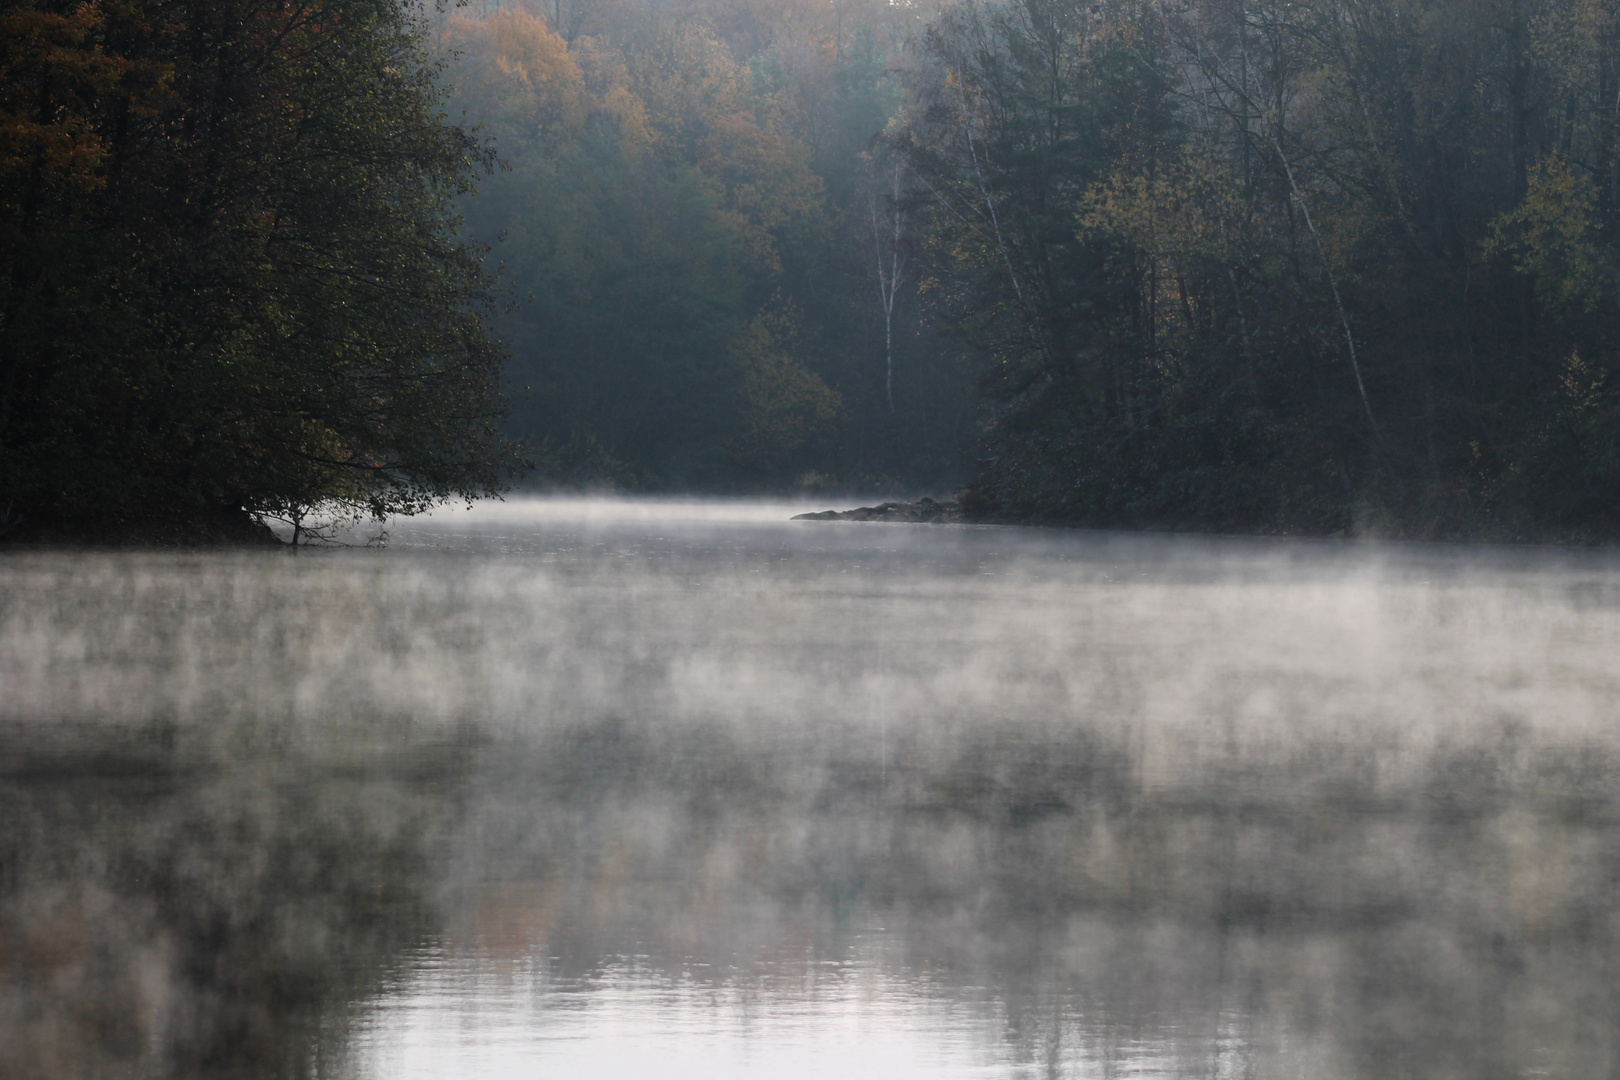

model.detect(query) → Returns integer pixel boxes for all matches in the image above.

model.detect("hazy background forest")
[434,0,979,494]
[445,0,1620,537]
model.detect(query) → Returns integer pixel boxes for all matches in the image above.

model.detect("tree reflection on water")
[6,717,1613,1079]
[0,739,475,1080]
[420,719,1619,1080]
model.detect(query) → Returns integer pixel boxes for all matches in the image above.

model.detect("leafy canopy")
[0,0,520,538]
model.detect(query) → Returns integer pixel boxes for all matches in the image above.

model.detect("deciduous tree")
[0,0,520,540]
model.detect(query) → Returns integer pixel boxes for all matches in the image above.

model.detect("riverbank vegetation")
[440,0,1620,539]
[895,0,1620,539]
[0,0,519,542]
[5,0,1620,540]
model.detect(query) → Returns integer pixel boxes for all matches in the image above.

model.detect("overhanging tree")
[0,0,521,539]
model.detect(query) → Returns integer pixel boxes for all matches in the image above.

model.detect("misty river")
[4,498,1620,1080]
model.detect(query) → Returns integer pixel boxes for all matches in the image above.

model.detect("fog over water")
[4,498,1620,1079]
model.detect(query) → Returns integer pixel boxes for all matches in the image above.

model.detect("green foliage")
[443,0,979,493]
[1486,157,1614,314]
[446,9,845,486]
[0,0,520,540]
[730,310,843,469]
[897,0,1620,539]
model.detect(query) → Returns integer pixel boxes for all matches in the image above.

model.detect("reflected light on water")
[361,942,1012,1080]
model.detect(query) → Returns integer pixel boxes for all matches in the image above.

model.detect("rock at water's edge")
[792,498,962,524]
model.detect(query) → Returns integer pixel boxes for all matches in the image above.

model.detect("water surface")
[4,499,1619,1079]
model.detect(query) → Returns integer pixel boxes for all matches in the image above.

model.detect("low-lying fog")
[4,498,1619,1079]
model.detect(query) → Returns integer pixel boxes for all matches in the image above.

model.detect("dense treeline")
[895,0,1620,537]
[440,0,981,490]
[10,0,1620,537]
[0,1,517,541]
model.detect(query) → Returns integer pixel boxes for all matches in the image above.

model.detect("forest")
[898,0,1620,539]
[435,0,976,492]
[4,0,1620,539]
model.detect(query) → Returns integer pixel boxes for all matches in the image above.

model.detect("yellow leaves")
[493,12,583,113]
[731,311,841,463]
[1558,349,1606,414]
[1076,149,1255,367]
[445,11,584,135]
[572,36,652,149]
[693,105,822,270]
[448,6,822,273]
[1485,155,1612,313]
[1531,0,1616,98]
[628,23,749,147]
[1078,149,1243,265]
[619,21,822,267]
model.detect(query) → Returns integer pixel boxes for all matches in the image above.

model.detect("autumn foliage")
[440,0,975,489]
